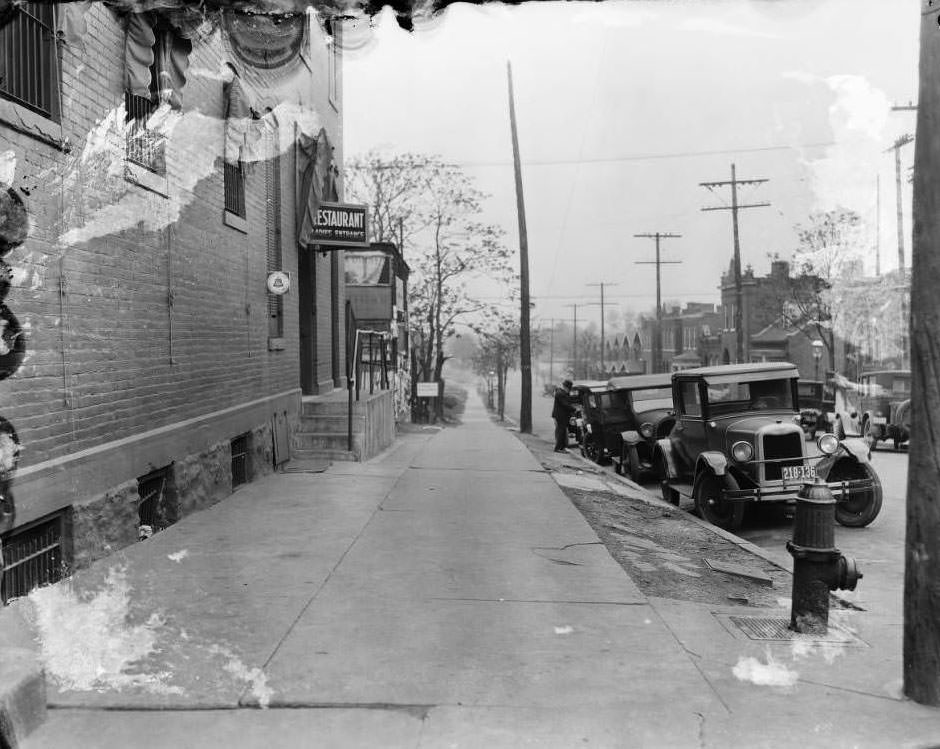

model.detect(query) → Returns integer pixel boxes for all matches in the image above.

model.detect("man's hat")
[562,379,573,389]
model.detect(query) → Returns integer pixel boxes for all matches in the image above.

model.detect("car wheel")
[693,472,744,531]
[862,418,878,451]
[831,460,883,528]
[627,447,644,484]
[583,438,600,464]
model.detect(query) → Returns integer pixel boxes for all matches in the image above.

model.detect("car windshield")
[629,387,673,411]
[705,378,795,415]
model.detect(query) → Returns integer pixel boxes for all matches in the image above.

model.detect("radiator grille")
[762,432,804,480]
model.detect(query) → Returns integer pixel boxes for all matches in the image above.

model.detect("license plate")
[872,417,887,425]
[782,465,816,481]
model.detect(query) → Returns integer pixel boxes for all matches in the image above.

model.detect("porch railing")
[345,301,393,453]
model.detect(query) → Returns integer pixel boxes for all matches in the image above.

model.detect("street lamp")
[812,340,824,382]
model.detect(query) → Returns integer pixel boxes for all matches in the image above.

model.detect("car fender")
[695,451,729,477]
[654,438,676,479]
[817,438,870,479]
[620,430,642,446]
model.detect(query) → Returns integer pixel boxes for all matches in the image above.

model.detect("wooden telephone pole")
[564,304,579,380]
[701,165,770,363]
[507,61,532,433]
[586,282,617,377]
[635,233,682,374]
[904,1,940,706]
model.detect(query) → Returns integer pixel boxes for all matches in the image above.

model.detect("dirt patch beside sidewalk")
[512,429,792,609]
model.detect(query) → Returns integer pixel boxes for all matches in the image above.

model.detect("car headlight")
[731,441,754,462]
[639,422,654,439]
[817,433,839,455]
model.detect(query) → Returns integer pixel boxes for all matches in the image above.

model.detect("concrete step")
[294,432,362,451]
[292,447,359,462]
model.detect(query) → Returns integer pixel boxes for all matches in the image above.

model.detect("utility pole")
[905,8,938,706]
[586,282,617,377]
[876,175,881,277]
[548,319,555,385]
[564,304,579,380]
[887,134,914,280]
[701,164,770,364]
[507,61,532,433]
[634,233,682,374]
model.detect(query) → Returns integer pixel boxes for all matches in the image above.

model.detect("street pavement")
[6,393,940,748]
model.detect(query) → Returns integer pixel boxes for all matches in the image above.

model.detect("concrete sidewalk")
[10,395,940,747]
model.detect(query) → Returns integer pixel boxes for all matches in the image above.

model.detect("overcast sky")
[342,0,919,328]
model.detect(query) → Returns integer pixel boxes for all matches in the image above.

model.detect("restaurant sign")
[310,202,369,247]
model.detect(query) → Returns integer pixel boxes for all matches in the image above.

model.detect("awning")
[296,128,339,248]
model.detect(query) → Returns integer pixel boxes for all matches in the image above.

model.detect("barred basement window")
[231,434,249,488]
[0,2,59,121]
[137,466,171,538]
[224,158,246,217]
[1,511,69,604]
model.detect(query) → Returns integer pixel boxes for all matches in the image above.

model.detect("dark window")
[0,2,58,120]
[137,466,173,536]
[224,158,245,217]
[125,28,168,174]
[231,434,249,488]
[679,381,701,417]
[1,511,69,603]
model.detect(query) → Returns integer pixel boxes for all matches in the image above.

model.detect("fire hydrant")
[786,477,862,634]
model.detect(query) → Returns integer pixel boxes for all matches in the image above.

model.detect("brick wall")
[1,5,342,539]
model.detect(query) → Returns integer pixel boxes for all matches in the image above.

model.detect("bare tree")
[345,153,517,420]
[778,208,864,373]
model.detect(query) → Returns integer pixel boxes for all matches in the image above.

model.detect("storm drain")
[725,615,866,645]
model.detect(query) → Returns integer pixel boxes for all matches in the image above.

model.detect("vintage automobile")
[857,369,912,450]
[566,380,606,449]
[568,381,619,461]
[606,374,676,483]
[655,363,882,531]
[797,379,835,439]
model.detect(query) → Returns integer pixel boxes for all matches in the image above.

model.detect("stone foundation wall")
[67,420,278,571]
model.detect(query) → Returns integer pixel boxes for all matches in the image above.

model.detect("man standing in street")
[552,379,574,452]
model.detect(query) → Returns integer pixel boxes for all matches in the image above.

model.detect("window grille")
[1,511,68,604]
[137,467,170,534]
[224,158,246,217]
[0,2,58,120]
[125,30,168,174]
[231,434,249,488]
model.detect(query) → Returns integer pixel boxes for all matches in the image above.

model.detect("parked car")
[606,374,676,483]
[797,379,835,439]
[857,369,911,450]
[568,381,623,464]
[566,380,606,448]
[655,363,882,531]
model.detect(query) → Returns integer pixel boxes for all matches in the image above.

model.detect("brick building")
[0,4,379,595]
[636,302,722,373]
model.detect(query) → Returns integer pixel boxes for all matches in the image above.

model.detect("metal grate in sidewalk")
[719,614,868,646]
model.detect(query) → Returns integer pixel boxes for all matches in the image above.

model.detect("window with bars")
[231,434,250,488]
[1,511,69,604]
[137,466,172,535]
[125,28,168,174]
[224,158,246,217]
[0,2,59,121]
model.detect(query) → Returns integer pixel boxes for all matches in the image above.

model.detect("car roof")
[861,370,911,377]
[570,379,609,391]
[674,362,800,385]
[608,373,674,390]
